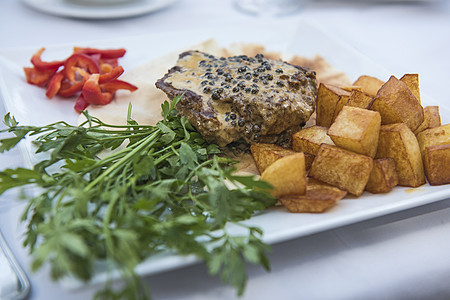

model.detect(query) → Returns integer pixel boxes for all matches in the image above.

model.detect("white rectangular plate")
[0,19,449,289]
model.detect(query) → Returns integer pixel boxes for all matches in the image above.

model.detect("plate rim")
[21,0,178,19]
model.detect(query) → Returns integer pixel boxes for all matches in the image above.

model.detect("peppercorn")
[257,66,266,73]
[211,91,220,100]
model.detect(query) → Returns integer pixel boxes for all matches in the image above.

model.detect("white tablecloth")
[1,0,450,299]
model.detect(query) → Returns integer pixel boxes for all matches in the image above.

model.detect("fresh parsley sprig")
[0,95,276,299]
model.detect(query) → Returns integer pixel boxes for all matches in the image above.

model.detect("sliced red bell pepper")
[73,66,124,84]
[73,47,126,59]
[101,79,138,93]
[99,58,119,69]
[45,71,65,99]
[30,48,65,70]
[58,80,85,98]
[23,67,58,87]
[64,53,100,83]
[82,74,114,105]
[71,65,123,84]
[74,94,89,113]
[100,63,113,74]
[100,61,122,73]
[99,66,124,83]
[25,45,137,113]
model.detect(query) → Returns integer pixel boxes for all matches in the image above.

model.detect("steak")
[155,51,317,147]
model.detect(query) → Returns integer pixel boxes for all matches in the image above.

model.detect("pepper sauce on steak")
[155,50,317,147]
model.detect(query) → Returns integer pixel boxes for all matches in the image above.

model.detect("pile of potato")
[250,74,450,213]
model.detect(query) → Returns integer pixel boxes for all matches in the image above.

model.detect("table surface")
[1,0,450,299]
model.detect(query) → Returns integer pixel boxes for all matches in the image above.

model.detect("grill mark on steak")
[156,51,317,147]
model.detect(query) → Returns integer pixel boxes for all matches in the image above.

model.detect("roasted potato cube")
[347,89,374,109]
[292,126,334,155]
[423,144,450,185]
[416,124,450,158]
[260,152,306,197]
[370,75,424,131]
[327,106,381,158]
[400,73,420,104]
[316,83,351,127]
[279,178,346,213]
[340,85,362,92]
[250,143,296,174]
[353,75,385,97]
[309,144,373,196]
[332,93,351,122]
[376,123,425,187]
[426,106,442,128]
[365,158,399,193]
[304,153,315,172]
[414,106,441,135]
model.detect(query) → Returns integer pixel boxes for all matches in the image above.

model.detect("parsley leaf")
[0,95,277,299]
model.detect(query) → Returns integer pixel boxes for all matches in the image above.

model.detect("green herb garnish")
[0,95,276,299]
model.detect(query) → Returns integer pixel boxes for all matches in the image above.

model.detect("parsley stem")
[0,97,276,300]
[84,130,160,191]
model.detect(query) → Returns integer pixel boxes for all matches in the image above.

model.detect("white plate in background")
[22,0,178,19]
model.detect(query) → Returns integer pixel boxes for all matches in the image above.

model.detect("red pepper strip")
[99,57,119,69]
[30,48,65,70]
[100,79,138,93]
[45,71,64,99]
[82,74,114,105]
[99,66,124,83]
[64,53,100,83]
[71,66,90,80]
[23,67,58,87]
[73,47,126,59]
[71,66,123,84]
[74,94,89,113]
[100,63,113,74]
[58,79,85,98]
[86,53,101,71]
[87,54,118,73]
